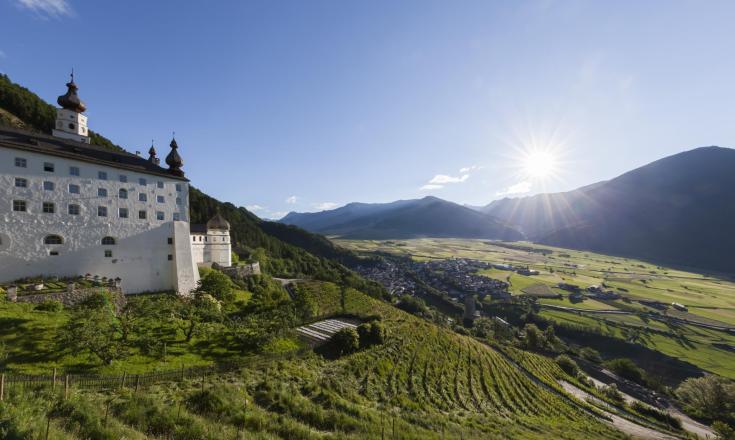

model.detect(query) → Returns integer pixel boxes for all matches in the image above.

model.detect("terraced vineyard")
[1,283,644,439]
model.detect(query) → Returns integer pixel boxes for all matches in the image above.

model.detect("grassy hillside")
[0,284,632,439]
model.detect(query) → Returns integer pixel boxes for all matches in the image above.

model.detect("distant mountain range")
[280,196,524,240]
[482,146,735,274]
[283,146,735,274]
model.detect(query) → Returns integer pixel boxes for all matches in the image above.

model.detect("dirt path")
[559,380,678,440]
[586,377,714,439]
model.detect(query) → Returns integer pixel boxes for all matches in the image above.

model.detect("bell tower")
[52,71,90,144]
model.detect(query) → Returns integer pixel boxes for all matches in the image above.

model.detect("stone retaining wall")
[7,284,126,311]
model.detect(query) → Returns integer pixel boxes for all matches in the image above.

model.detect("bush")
[555,354,579,377]
[396,296,428,316]
[676,375,735,422]
[356,321,386,348]
[579,347,602,363]
[35,299,63,312]
[601,383,625,404]
[604,358,646,385]
[198,270,234,302]
[330,328,359,356]
[629,401,682,430]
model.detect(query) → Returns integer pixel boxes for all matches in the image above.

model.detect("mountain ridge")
[281,195,525,240]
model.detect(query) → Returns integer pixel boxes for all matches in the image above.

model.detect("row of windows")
[12,178,183,205]
[14,157,183,191]
[191,235,228,242]
[40,234,173,260]
[11,200,181,221]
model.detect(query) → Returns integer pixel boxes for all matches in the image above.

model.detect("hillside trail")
[492,347,680,440]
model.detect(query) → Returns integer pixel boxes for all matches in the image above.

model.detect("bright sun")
[522,150,557,179]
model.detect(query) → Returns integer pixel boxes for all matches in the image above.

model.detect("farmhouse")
[0,75,231,294]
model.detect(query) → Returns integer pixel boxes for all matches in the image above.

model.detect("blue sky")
[2,0,735,218]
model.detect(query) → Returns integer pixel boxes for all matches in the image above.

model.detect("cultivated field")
[336,238,735,378]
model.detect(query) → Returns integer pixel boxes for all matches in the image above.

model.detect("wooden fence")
[0,362,245,401]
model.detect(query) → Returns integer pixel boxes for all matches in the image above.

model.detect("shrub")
[713,421,735,440]
[35,299,63,312]
[186,386,248,424]
[601,383,625,404]
[629,401,682,430]
[604,358,646,385]
[198,270,234,302]
[676,375,735,422]
[555,354,579,377]
[330,328,359,356]
[396,296,428,316]
[356,321,386,348]
[579,347,602,363]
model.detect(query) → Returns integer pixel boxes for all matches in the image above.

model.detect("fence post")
[201,372,206,392]
[181,364,184,382]
[121,371,126,389]
[134,374,140,393]
[52,368,57,392]
[0,373,4,401]
[45,415,51,440]
[64,375,69,400]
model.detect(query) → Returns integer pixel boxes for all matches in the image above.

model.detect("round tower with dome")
[190,212,232,268]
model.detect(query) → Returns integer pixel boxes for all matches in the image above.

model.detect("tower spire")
[57,70,86,112]
[165,134,184,176]
[148,140,160,165]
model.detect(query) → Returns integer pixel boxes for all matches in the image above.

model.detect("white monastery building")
[0,75,232,294]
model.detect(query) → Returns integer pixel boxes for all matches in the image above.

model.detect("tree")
[522,323,543,350]
[330,328,359,356]
[676,376,735,421]
[59,293,126,365]
[172,294,223,342]
[543,324,559,348]
[713,421,735,440]
[357,321,386,348]
[198,270,234,302]
[471,317,494,339]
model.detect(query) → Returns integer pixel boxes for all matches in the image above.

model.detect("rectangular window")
[49,251,59,256]
[68,204,80,215]
[156,211,165,221]
[69,184,80,194]
[15,157,27,168]
[175,183,182,192]
[167,254,173,261]
[98,188,108,197]
[42,202,55,214]
[69,166,80,176]
[44,162,54,172]
[104,250,113,258]
[167,237,173,245]
[173,212,180,221]
[176,197,182,205]
[14,178,27,188]
[157,181,164,189]
[138,210,147,220]
[157,195,165,203]
[12,200,26,212]
[119,174,128,183]
[43,181,55,191]
[119,189,128,199]
[98,206,108,217]
[98,171,107,180]
[139,178,147,186]
[138,193,147,202]
[119,207,129,218]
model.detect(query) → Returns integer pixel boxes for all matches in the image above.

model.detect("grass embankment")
[0,283,628,439]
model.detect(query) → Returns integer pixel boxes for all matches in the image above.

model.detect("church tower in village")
[52,72,90,144]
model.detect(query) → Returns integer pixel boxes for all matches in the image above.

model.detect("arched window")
[101,236,116,245]
[119,188,128,199]
[44,235,63,245]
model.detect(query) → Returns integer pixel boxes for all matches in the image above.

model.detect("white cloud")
[420,184,444,191]
[496,181,532,197]
[459,165,482,173]
[245,204,265,212]
[16,0,72,17]
[428,174,469,184]
[285,195,298,204]
[314,202,339,211]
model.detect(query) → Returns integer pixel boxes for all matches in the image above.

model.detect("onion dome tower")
[206,212,230,231]
[52,71,91,143]
[165,136,184,176]
[148,142,160,165]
